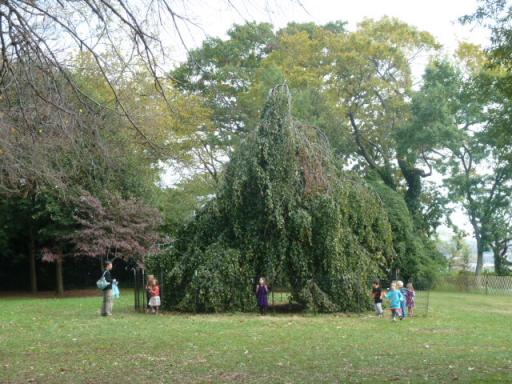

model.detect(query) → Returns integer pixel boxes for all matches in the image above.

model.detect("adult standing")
[101,260,114,316]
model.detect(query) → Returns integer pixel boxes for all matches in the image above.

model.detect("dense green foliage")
[171,19,450,283]
[368,177,444,288]
[160,85,396,312]
[5,2,512,295]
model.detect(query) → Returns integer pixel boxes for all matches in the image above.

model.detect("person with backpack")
[99,260,114,316]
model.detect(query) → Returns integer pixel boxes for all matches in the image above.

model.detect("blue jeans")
[400,302,407,318]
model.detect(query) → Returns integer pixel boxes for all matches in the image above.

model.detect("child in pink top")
[405,282,416,317]
[149,279,161,314]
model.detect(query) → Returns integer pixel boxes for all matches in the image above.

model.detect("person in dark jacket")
[255,277,269,315]
[100,260,114,316]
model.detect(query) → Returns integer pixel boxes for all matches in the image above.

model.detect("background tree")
[421,48,512,276]
[207,18,443,232]
[0,1,290,147]
[488,207,512,274]
[439,231,472,272]
[70,191,162,265]
[0,56,188,292]
[172,22,278,179]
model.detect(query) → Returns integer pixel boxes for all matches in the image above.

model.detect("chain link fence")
[133,267,164,312]
[437,274,512,296]
[263,276,430,317]
[132,269,431,316]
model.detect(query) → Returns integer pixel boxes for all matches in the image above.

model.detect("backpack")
[96,271,109,290]
[112,281,120,298]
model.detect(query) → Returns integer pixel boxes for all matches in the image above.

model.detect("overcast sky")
[162,0,491,249]
[170,0,489,58]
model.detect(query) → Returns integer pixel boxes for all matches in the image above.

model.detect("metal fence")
[131,272,430,316]
[438,274,512,295]
[133,268,164,312]
[265,277,430,317]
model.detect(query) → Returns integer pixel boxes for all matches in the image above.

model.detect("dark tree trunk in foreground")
[56,257,64,296]
[28,223,38,293]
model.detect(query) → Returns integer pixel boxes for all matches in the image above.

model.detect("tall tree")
[462,1,512,157]
[171,20,447,281]
[244,18,442,232]
[0,58,186,292]
[425,50,512,275]
[172,22,277,178]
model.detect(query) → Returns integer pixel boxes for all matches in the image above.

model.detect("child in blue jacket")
[385,282,404,321]
[397,280,408,319]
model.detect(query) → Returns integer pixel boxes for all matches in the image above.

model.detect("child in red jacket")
[148,279,161,314]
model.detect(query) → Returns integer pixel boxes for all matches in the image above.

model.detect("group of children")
[145,275,161,314]
[256,277,416,319]
[372,280,416,321]
[140,275,414,318]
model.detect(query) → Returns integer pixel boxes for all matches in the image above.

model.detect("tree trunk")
[28,223,38,293]
[397,158,422,216]
[475,236,484,276]
[492,242,511,276]
[469,214,484,276]
[56,257,64,296]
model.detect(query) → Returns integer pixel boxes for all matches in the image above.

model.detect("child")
[406,282,416,317]
[371,280,384,317]
[385,282,404,321]
[397,280,408,319]
[148,278,161,314]
[255,277,269,315]
[146,274,155,311]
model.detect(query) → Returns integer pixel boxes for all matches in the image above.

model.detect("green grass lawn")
[1,291,511,383]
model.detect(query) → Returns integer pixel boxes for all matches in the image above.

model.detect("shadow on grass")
[0,289,99,299]
[269,303,306,313]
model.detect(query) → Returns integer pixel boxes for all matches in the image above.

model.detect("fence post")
[160,268,163,308]
[133,268,138,311]
[425,287,430,318]
[485,274,489,295]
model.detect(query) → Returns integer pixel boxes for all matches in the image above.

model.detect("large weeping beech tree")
[159,85,395,313]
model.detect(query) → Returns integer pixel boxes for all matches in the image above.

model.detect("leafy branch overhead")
[71,191,162,264]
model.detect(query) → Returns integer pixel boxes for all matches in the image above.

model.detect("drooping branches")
[160,85,396,313]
